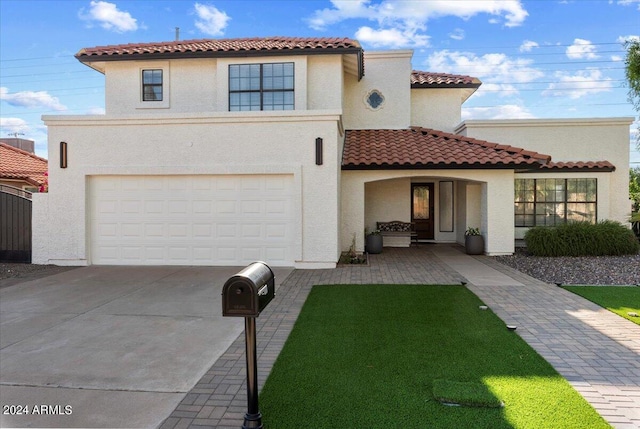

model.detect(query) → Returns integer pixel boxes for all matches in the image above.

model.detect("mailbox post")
[222,262,275,429]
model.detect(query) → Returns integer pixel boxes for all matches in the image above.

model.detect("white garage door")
[88,175,295,266]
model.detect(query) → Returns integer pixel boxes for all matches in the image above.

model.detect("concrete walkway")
[160,245,640,429]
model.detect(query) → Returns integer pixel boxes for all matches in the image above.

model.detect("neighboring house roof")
[342,127,553,170]
[76,36,365,79]
[0,143,48,186]
[411,71,481,89]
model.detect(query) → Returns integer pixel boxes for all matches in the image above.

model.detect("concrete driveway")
[0,265,293,428]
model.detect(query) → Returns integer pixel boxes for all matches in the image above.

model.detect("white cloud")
[79,1,138,33]
[614,0,640,10]
[566,38,598,60]
[543,69,613,99]
[308,0,376,30]
[426,50,544,97]
[475,82,519,97]
[307,0,527,48]
[519,40,538,52]
[355,26,429,48]
[449,29,465,41]
[194,3,230,36]
[618,35,640,45]
[310,0,528,29]
[0,117,29,134]
[0,87,67,111]
[462,104,535,120]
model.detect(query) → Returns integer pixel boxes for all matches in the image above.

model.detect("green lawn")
[259,285,609,429]
[564,286,640,326]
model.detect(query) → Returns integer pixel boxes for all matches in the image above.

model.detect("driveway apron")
[0,265,292,428]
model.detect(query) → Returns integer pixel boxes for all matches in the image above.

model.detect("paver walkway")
[160,245,640,429]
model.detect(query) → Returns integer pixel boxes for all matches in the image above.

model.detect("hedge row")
[524,221,640,257]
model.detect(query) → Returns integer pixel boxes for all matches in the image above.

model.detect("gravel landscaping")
[494,249,640,286]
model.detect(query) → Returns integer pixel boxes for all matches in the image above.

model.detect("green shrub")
[524,220,640,256]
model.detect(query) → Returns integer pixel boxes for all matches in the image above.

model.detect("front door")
[412,183,434,240]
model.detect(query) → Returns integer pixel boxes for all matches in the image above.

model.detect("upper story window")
[515,178,597,227]
[142,69,163,101]
[229,63,294,111]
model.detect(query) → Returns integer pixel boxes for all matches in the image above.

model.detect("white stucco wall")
[410,88,463,133]
[105,59,224,114]
[307,56,344,111]
[342,51,413,130]
[456,118,634,226]
[365,178,411,231]
[103,54,348,115]
[35,112,342,267]
[342,170,515,256]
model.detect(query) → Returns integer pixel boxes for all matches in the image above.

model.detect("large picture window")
[142,69,163,101]
[515,178,597,227]
[229,63,294,111]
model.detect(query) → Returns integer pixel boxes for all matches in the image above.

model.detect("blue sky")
[1,0,639,164]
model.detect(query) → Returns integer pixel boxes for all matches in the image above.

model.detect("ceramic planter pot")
[366,234,383,254]
[465,235,484,255]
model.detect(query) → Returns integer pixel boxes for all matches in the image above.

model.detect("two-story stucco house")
[32,36,633,268]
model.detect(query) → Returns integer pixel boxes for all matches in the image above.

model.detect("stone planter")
[366,234,383,254]
[465,235,484,255]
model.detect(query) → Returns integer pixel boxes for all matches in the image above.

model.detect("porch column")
[481,173,515,255]
[340,172,366,253]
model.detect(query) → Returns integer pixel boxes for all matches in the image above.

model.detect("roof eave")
[410,83,481,90]
[75,46,365,79]
[75,46,365,61]
[540,166,616,173]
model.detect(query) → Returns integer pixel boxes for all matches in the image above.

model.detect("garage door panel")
[193,224,213,238]
[122,223,141,237]
[89,175,294,266]
[122,200,142,214]
[214,200,236,214]
[266,223,288,239]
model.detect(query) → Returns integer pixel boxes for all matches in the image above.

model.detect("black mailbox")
[222,261,275,317]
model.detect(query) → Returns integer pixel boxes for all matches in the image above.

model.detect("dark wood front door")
[412,183,434,240]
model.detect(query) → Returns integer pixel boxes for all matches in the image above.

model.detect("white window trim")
[216,56,306,112]
[136,62,170,110]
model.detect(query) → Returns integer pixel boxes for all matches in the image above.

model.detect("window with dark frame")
[514,178,597,227]
[142,69,163,101]
[229,63,294,111]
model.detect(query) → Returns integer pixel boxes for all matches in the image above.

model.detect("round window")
[365,90,385,110]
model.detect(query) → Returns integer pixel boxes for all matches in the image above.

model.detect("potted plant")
[365,228,383,254]
[465,227,484,255]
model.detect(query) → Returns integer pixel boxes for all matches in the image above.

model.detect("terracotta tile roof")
[342,127,551,170]
[542,161,616,171]
[76,36,362,59]
[411,71,481,88]
[0,143,48,186]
